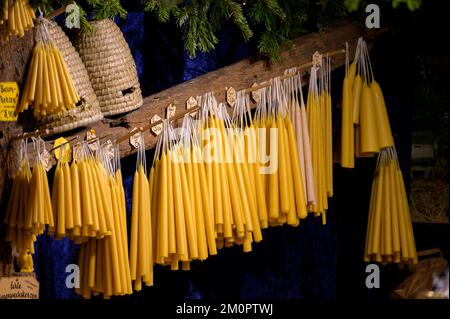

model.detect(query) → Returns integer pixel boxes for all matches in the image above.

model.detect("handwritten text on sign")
[0,82,19,122]
[0,275,39,299]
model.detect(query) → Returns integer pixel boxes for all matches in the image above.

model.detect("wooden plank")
[77,21,363,159]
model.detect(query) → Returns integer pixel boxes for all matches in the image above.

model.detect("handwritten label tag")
[186,96,198,117]
[166,103,176,119]
[104,139,114,160]
[0,275,39,299]
[151,114,163,136]
[129,129,142,149]
[226,87,236,107]
[312,51,323,69]
[86,129,97,152]
[251,83,260,103]
[0,82,19,122]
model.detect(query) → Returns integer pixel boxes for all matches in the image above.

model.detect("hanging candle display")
[130,133,153,291]
[253,78,308,227]
[4,138,54,272]
[306,66,331,223]
[76,143,132,298]
[340,38,394,165]
[364,147,417,265]
[0,0,35,39]
[283,68,316,206]
[151,118,196,268]
[50,141,116,241]
[17,17,80,118]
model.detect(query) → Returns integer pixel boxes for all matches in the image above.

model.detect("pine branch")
[179,1,218,58]
[143,0,181,22]
[78,4,93,32]
[92,0,126,20]
[224,0,253,40]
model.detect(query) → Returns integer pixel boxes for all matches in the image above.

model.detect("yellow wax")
[130,170,139,279]
[179,153,199,260]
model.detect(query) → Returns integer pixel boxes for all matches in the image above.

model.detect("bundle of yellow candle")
[283,69,315,205]
[76,144,132,298]
[364,147,417,265]
[17,17,79,118]
[179,114,216,258]
[340,39,394,167]
[306,66,331,222]
[253,78,308,228]
[130,133,153,290]
[50,142,114,242]
[233,91,268,232]
[0,0,35,40]
[209,98,262,251]
[150,112,217,270]
[4,138,54,272]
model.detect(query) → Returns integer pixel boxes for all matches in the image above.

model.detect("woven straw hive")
[35,22,103,134]
[73,19,143,116]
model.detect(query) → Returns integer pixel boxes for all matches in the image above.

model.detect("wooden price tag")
[86,129,98,152]
[251,82,260,103]
[186,96,198,117]
[226,87,236,107]
[151,114,163,136]
[129,128,142,149]
[104,139,114,160]
[0,82,19,122]
[312,51,323,69]
[0,275,39,299]
[166,103,176,119]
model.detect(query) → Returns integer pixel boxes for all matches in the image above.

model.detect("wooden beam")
[59,21,363,159]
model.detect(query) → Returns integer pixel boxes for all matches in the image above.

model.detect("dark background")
[32,1,449,299]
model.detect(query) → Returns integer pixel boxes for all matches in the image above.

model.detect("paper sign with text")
[0,275,39,299]
[0,82,19,122]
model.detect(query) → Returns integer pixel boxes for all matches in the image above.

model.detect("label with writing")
[104,139,115,160]
[129,129,142,149]
[151,114,163,136]
[186,96,198,117]
[226,87,236,107]
[0,275,39,299]
[312,51,323,69]
[251,83,260,103]
[166,103,176,119]
[0,82,19,122]
[86,129,98,152]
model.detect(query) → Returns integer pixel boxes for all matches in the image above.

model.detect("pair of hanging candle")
[341,38,394,167]
[4,139,54,272]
